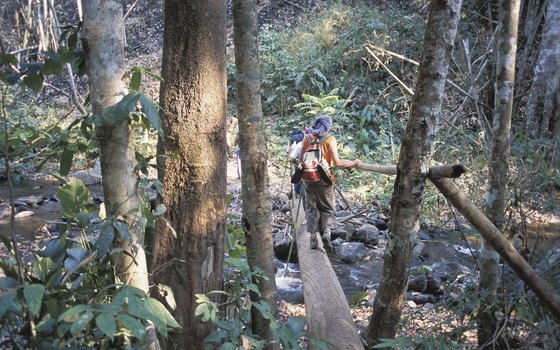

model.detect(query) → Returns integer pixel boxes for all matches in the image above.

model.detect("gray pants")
[304,182,336,234]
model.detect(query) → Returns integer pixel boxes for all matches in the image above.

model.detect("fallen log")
[356,163,466,179]
[430,177,560,321]
[291,203,364,350]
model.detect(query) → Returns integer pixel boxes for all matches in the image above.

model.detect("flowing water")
[0,177,103,239]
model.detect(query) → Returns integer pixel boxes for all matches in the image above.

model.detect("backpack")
[299,133,333,185]
[289,128,304,145]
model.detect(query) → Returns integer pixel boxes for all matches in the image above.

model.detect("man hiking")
[296,115,361,249]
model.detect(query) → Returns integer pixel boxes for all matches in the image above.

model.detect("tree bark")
[81,0,149,294]
[524,0,560,139]
[292,205,364,350]
[232,0,278,348]
[479,1,520,347]
[430,177,560,321]
[151,0,227,348]
[365,0,462,345]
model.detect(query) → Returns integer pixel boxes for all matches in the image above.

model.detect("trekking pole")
[284,184,303,277]
[334,183,351,211]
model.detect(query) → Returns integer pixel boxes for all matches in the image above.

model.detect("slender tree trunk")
[232,0,278,348]
[365,0,462,345]
[151,0,227,348]
[479,1,520,348]
[524,0,560,139]
[81,0,149,293]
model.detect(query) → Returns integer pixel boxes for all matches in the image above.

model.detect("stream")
[1,175,559,305]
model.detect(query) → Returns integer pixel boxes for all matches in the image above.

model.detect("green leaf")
[0,291,21,318]
[100,91,140,126]
[0,53,18,65]
[0,276,18,290]
[64,247,86,271]
[56,177,91,218]
[113,220,131,243]
[59,149,74,177]
[58,47,73,63]
[70,309,93,336]
[129,68,142,91]
[33,256,56,280]
[36,316,56,334]
[24,284,45,316]
[139,93,163,138]
[23,73,44,92]
[117,314,145,341]
[96,313,117,340]
[144,298,180,328]
[58,304,88,323]
[195,303,208,318]
[96,222,115,257]
[156,284,176,310]
[204,329,228,343]
[41,58,63,76]
[56,322,70,337]
[152,203,166,216]
[128,296,180,336]
[252,300,274,321]
[372,338,400,348]
[219,343,237,350]
[246,283,261,296]
[94,303,123,314]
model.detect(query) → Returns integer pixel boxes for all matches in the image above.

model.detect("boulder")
[407,274,427,293]
[351,224,379,243]
[426,274,444,295]
[273,230,298,262]
[69,169,102,186]
[336,242,368,263]
[15,210,35,218]
[405,293,437,305]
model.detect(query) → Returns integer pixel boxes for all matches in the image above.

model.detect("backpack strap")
[304,133,315,145]
[304,133,331,145]
[317,133,332,145]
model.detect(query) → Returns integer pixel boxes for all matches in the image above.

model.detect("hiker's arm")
[330,138,362,168]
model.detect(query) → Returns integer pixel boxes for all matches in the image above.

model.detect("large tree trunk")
[365,0,462,345]
[81,0,149,294]
[232,0,278,348]
[151,0,227,348]
[524,0,560,139]
[479,1,520,348]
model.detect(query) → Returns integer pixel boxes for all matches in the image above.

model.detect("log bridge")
[291,198,364,350]
[290,163,560,348]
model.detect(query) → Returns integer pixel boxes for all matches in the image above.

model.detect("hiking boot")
[310,232,318,249]
[322,228,332,249]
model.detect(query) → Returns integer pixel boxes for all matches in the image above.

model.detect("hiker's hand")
[353,160,362,168]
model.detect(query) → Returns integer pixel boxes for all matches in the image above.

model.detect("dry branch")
[356,163,466,179]
[364,45,414,95]
[364,44,491,110]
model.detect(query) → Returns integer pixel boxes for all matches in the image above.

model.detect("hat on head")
[305,115,332,136]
